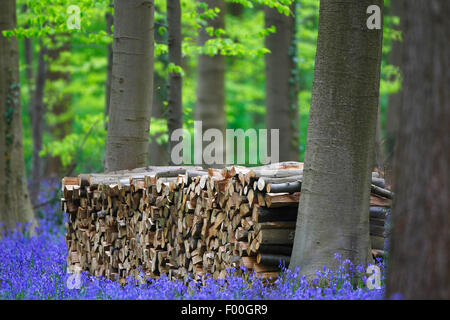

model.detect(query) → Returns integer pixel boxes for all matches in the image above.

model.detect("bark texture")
[386,0,449,300]
[289,0,383,277]
[0,0,35,230]
[105,0,154,172]
[104,4,113,130]
[264,3,299,162]
[167,0,183,163]
[44,39,72,178]
[195,0,226,167]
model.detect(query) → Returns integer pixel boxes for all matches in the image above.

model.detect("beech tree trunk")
[264,2,299,162]
[289,0,383,277]
[29,45,46,205]
[22,5,33,83]
[195,0,226,167]
[104,0,154,172]
[167,0,183,163]
[0,0,35,230]
[386,0,449,300]
[44,39,72,178]
[104,3,113,130]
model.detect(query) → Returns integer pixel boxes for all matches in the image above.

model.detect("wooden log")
[254,221,296,233]
[371,177,385,188]
[371,184,393,199]
[253,206,298,223]
[370,195,392,207]
[266,181,302,194]
[246,169,303,184]
[256,253,290,266]
[264,192,300,207]
[257,229,296,245]
[370,206,391,219]
[257,175,302,191]
[258,244,292,256]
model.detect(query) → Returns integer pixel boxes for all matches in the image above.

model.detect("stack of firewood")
[61,162,392,283]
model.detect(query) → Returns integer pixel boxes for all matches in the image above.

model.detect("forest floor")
[0,181,385,300]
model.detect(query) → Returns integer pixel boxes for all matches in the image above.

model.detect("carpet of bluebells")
[0,181,386,300]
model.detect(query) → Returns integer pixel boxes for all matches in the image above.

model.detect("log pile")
[61,162,391,283]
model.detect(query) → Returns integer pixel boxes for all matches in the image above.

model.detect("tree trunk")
[149,72,169,166]
[195,0,226,167]
[104,0,154,172]
[289,0,383,277]
[22,5,33,83]
[386,0,449,300]
[104,1,113,130]
[29,44,46,205]
[167,0,183,163]
[264,2,299,162]
[0,0,35,230]
[44,39,72,178]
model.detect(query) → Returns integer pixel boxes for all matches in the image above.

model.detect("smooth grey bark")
[29,45,46,205]
[167,0,183,164]
[386,0,449,299]
[195,0,226,167]
[0,0,35,231]
[264,2,299,162]
[105,0,154,172]
[104,2,113,130]
[289,0,383,277]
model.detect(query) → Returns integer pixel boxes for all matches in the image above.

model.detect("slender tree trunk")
[167,0,183,163]
[195,0,226,167]
[149,72,169,166]
[0,0,35,230]
[22,5,33,83]
[29,44,46,205]
[104,0,154,172]
[44,39,72,178]
[385,0,403,185]
[386,0,449,300]
[104,3,113,130]
[289,0,384,277]
[264,2,299,162]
